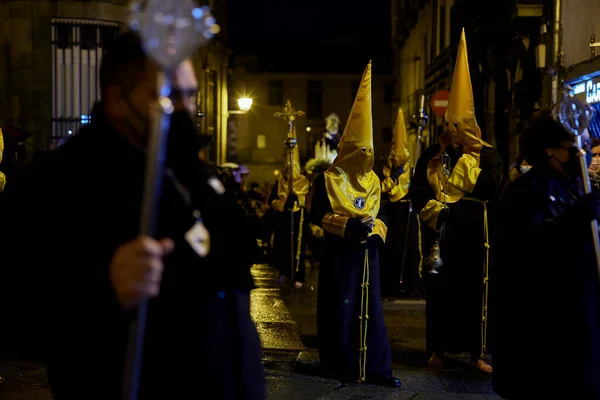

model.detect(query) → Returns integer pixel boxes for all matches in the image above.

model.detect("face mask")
[562,146,583,177]
[123,97,150,145]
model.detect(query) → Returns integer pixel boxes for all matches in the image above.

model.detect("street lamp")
[238,97,252,111]
[229,97,253,115]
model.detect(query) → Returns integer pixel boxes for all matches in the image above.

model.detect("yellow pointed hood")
[324,61,382,224]
[274,127,309,212]
[382,107,411,201]
[331,60,374,172]
[426,28,491,206]
[390,107,410,167]
[440,28,486,151]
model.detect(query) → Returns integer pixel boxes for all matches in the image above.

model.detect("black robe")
[0,105,264,399]
[268,181,309,283]
[306,172,327,265]
[379,192,423,298]
[410,144,503,357]
[309,173,392,382]
[493,166,600,399]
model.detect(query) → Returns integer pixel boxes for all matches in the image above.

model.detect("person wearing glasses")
[0,31,264,399]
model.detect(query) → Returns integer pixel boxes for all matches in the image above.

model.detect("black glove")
[344,217,372,243]
[284,192,298,210]
[390,165,404,180]
[362,234,384,249]
[445,144,463,161]
[436,207,450,230]
[442,145,463,175]
[573,192,600,222]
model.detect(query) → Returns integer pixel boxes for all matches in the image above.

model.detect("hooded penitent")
[382,107,411,202]
[323,61,386,239]
[427,28,491,204]
[272,128,310,212]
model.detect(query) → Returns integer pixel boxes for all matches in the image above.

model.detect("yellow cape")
[323,61,386,240]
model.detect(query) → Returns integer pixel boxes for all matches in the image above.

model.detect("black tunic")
[379,192,423,298]
[493,166,600,399]
[0,105,265,399]
[410,144,503,357]
[309,173,393,382]
[268,181,309,283]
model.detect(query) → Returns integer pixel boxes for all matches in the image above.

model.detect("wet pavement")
[0,262,500,399]
[253,262,501,400]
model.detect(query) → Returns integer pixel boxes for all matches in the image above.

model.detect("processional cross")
[274,100,305,138]
[273,100,304,281]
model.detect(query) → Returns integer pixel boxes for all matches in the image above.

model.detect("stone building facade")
[229,68,394,185]
[0,0,231,165]
[561,0,600,138]
[392,0,547,170]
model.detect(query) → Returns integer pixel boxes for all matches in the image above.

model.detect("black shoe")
[366,376,401,388]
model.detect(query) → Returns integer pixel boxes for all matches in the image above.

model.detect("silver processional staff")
[124,1,219,399]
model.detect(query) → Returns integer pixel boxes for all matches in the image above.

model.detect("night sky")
[225,0,393,74]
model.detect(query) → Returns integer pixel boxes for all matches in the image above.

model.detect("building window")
[306,80,323,119]
[351,80,360,104]
[384,84,394,104]
[52,19,120,146]
[268,80,284,106]
[431,4,437,61]
[439,5,446,50]
[257,134,266,149]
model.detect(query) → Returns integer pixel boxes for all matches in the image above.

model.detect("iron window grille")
[52,18,120,147]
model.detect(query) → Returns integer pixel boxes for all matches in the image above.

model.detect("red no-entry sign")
[430,90,450,117]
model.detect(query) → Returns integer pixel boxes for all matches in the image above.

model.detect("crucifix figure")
[274,100,305,138]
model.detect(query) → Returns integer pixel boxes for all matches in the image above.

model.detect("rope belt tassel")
[358,249,370,382]
[295,208,305,273]
[480,203,490,359]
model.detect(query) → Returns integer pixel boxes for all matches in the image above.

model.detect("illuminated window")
[257,134,266,149]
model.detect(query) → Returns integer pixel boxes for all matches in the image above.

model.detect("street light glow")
[238,97,253,111]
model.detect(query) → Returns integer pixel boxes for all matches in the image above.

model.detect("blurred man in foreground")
[0,31,264,399]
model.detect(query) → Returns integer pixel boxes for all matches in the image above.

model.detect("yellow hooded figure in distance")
[381,107,411,202]
[271,130,310,212]
[322,61,386,240]
[308,61,400,387]
[268,127,311,287]
[409,28,503,374]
